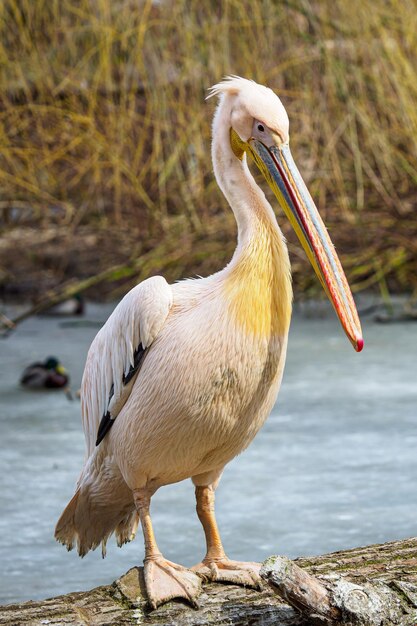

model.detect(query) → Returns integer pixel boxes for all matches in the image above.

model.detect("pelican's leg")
[133,489,202,609]
[191,484,262,589]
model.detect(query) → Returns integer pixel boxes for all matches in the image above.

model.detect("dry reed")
[0,0,416,298]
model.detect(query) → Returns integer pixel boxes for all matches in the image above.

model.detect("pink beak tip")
[356,337,364,352]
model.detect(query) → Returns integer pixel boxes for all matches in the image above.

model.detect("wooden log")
[1,537,417,625]
[260,556,416,624]
[260,555,342,621]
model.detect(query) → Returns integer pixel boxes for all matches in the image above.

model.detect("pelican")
[55,76,363,609]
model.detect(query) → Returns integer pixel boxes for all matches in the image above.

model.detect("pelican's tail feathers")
[54,489,80,553]
[55,459,136,557]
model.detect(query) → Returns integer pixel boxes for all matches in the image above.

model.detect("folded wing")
[81,276,173,456]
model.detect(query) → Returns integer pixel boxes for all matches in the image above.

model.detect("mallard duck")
[20,356,69,389]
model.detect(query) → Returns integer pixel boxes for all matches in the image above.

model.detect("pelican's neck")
[212,99,292,338]
[212,104,278,251]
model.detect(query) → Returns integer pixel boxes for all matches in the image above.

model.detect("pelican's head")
[208,76,363,352]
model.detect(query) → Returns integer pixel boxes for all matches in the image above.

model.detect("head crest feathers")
[206,75,256,100]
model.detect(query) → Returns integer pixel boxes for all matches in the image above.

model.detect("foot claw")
[144,558,202,609]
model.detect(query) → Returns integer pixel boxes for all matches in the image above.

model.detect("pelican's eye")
[251,119,273,144]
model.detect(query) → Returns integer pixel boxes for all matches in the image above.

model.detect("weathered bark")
[260,555,343,621]
[1,537,416,626]
[261,555,417,625]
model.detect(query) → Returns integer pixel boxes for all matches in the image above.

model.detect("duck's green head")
[44,356,67,375]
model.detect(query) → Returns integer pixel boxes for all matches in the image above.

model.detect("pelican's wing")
[81,276,173,456]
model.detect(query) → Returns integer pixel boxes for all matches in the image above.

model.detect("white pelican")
[55,76,363,609]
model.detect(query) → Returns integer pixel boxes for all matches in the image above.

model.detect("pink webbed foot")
[192,558,262,589]
[144,557,202,609]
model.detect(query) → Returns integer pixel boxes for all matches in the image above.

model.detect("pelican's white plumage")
[208,76,289,141]
[81,276,173,456]
[56,76,362,609]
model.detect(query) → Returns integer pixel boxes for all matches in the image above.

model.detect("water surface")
[0,303,416,604]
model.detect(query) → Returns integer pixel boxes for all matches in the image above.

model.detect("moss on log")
[1,537,417,625]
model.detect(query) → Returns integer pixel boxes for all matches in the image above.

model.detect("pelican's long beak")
[248,135,363,352]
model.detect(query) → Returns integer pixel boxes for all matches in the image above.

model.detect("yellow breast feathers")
[224,222,292,338]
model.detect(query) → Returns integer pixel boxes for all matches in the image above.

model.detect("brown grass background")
[0,0,416,301]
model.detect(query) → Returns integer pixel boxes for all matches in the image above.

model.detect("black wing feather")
[95,410,113,446]
[95,344,146,446]
[123,344,146,384]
